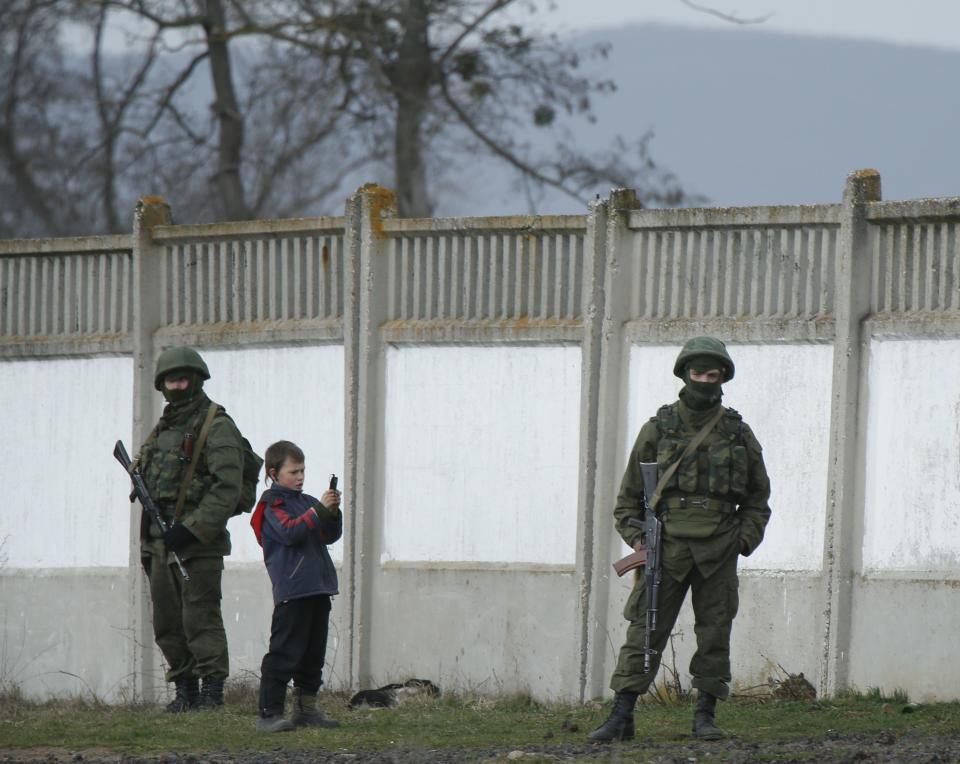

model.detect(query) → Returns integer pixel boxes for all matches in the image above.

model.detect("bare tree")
[226,0,692,216]
[0,0,90,235]
[0,0,365,234]
[1,0,698,234]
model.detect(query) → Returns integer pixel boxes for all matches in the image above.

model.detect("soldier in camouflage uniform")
[588,337,771,742]
[137,346,245,712]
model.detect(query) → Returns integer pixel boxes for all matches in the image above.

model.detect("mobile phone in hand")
[329,474,338,491]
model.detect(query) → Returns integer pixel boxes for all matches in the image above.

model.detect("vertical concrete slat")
[219,240,230,323]
[29,256,39,335]
[342,185,396,690]
[129,196,172,702]
[819,169,881,697]
[580,189,641,701]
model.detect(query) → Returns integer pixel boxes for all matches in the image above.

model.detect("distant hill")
[435,23,960,216]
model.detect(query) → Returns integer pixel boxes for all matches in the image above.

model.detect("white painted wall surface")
[200,345,345,565]
[863,338,960,571]
[625,343,832,571]
[381,345,582,565]
[0,356,133,568]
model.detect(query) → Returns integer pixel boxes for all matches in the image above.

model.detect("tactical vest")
[654,403,749,499]
[139,402,216,525]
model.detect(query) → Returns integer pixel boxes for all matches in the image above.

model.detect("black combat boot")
[164,676,199,713]
[586,691,638,742]
[290,687,341,728]
[196,677,225,710]
[692,691,723,740]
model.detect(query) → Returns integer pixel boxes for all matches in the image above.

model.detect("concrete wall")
[2,171,960,704]
[382,344,582,566]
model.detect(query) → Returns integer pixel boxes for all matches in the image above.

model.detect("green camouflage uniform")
[609,398,771,700]
[139,393,244,682]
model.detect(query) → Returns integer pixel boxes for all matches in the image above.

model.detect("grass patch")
[1,683,959,759]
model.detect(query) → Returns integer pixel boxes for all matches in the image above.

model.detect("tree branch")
[680,0,772,25]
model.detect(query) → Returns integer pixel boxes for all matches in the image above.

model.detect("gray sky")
[79,1,960,55]
[542,0,960,52]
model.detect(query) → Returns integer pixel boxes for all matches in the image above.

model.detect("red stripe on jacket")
[250,500,266,546]
[268,498,317,530]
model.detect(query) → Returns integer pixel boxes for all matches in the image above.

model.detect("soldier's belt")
[660,496,735,513]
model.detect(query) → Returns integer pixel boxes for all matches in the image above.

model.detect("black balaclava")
[160,370,203,405]
[679,356,726,411]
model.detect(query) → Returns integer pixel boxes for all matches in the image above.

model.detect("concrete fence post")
[576,195,609,701]
[581,188,641,700]
[129,195,172,701]
[342,184,396,690]
[819,169,881,697]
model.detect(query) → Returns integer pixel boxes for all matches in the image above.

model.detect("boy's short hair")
[264,440,305,482]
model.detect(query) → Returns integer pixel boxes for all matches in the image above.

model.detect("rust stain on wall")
[361,184,396,240]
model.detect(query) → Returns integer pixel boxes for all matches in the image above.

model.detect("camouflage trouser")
[142,555,229,682]
[610,551,739,700]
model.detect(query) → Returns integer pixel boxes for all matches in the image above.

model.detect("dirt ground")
[3,731,960,764]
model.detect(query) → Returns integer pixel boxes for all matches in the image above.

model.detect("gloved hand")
[163,523,194,552]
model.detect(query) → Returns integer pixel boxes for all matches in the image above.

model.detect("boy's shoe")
[256,713,295,733]
[291,687,341,728]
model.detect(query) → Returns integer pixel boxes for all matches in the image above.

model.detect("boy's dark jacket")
[251,484,342,605]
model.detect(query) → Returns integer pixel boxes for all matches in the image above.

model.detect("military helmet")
[673,336,735,382]
[154,346,211,390]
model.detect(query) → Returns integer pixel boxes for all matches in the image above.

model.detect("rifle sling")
[648,405,725,513]
[174,403,220,522]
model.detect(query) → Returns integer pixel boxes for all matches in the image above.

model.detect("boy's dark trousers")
[258,594,332,714]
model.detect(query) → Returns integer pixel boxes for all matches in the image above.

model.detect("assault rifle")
[113,440,190,581]
[612,461,661,672]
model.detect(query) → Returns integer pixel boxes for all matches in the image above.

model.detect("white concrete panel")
[0,356,132,568]
[382,345,582,565]
[625,343,831,571]
[201,345,345,565]
[863,338,960,571]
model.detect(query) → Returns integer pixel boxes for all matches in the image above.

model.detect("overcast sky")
[541,0,960,52]
[80,1,960,56]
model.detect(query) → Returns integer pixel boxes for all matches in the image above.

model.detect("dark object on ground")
[772,671,817,701]
[348,679,440,708]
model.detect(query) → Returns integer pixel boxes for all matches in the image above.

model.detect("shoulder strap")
[174,403,220,521]
[649,405,725,512]
[656,403,678,435]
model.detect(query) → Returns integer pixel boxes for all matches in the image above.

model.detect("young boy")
[251,440,343,733]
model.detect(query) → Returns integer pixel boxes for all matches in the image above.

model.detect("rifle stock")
[113,440,190,581]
